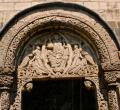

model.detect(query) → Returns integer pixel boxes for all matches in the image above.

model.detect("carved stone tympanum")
[18,32,98,78]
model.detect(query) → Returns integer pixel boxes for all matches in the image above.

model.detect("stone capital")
[104,71,120,84]
[0,75,13,87]
[101,62,120,71]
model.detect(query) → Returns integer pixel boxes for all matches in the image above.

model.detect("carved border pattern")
[0,75,13,86]
[104,71,120,83]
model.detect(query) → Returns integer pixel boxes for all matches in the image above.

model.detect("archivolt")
[0,3,119,73]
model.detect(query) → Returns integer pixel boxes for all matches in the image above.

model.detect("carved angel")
[18,53,33,69]
[82,51,95,65]
[68,44,87,74]
[31,45,49,74]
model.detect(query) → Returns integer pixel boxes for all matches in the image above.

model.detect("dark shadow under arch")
[22,79,98,110]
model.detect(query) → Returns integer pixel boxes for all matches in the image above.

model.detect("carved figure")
[19,33,97,77]
[82,51,95,65]
[47,36,66,74]
[68,44,87,74]
[18,54,33,69]
[31,45,49,74]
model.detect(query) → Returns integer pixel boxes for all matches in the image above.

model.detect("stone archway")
[0,2,120,110]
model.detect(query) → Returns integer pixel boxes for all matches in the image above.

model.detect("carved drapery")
[18,32,98,79]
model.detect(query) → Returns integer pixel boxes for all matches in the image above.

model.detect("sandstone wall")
[0,0,120,41]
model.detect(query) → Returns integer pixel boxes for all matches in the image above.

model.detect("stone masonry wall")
[0,0,120,41]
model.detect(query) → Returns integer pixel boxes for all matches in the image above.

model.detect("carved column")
[85,77,108,110]
[0,87,10,110]
[108,85,119,110]
[0,75,13,110]
[104,71,120,110]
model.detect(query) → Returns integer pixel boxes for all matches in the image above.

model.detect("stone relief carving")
[18,32,98,78]
[0,5,119,110]
[2,14,119,74]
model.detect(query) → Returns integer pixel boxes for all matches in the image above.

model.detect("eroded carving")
[104,71,120,83]
[84,80,94,89]
[0,5,119,110]
[25,82,33,92]
[1,90,10,110]
[18,32,98,78]
[108,88,119,110]
[0,75,13,86]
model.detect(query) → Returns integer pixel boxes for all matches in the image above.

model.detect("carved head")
[28,54,33,59]
[74,44,79,49]
[84,80,94,90]
[36,45,40,50]
[25,82,33,92]
[47,43,54,49]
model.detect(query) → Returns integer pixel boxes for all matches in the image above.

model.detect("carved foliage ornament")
[18,32,98,78]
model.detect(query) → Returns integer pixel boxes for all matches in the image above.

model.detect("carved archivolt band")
[0,3,119,110]
[0,11,119,73]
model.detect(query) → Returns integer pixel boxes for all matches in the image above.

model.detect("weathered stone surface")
[0,2,119,110]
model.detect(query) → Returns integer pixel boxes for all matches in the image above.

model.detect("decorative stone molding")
[104,71,120,83]
[0,2,119,110]
[0,8,119,74]
[1,90,11,110]
[85,77,108,110]
[108,86,119,110]
[101,62,120,71]
[0,75,13,87]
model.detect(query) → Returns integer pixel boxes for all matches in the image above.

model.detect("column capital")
[0,75,13,88]
[101,62,120,71]
[104,71,120,84]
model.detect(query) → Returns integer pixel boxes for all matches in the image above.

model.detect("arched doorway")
[0,2,119,110]
[18,29,99,110]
